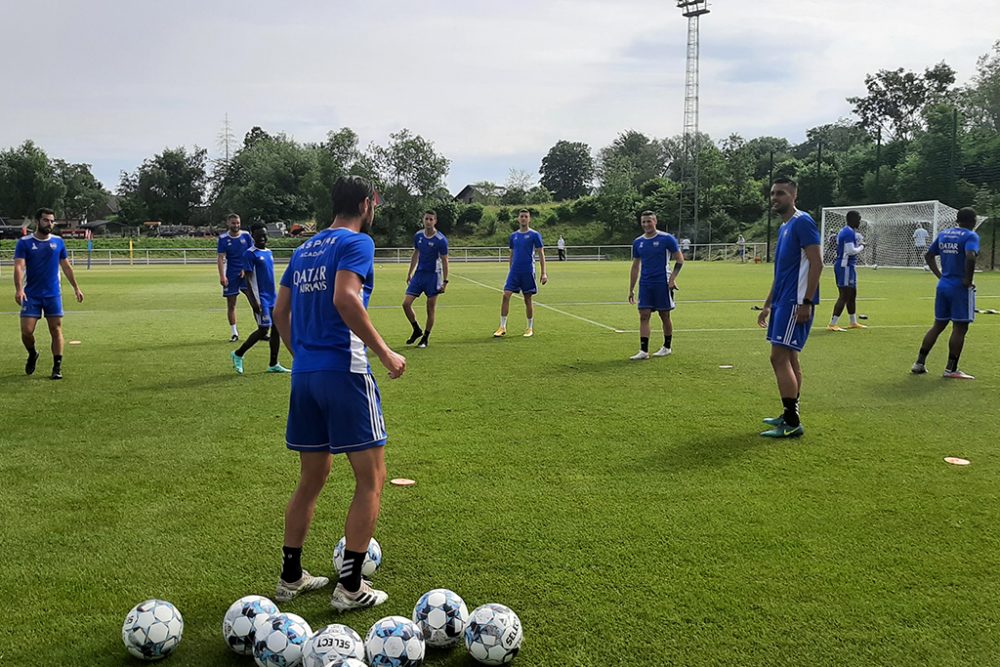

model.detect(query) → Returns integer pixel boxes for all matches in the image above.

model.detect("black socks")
[664,335,672,349]
[281,546,302,583]
[640,337,649,353]
[338,549,367,593]
[781,397,800,427]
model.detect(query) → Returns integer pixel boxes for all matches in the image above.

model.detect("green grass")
[2,262,1000,666]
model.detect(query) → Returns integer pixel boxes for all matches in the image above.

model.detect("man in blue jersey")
[217,213,255,342]
[628,211,684,360]
[911,207,980,379]
[230,222,290,374]
[402,210,449,349]
[756,178,822,438]
[494,209,547,338]
[272,176,405,612]
[828,210,867,332]
[13,208,84,380]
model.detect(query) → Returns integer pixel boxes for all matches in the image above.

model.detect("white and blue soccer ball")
[322,659,367,667]
[333,536,382,578]
[122,599,184,661]
[254,612,313,667]
[365,615,425,667]
[302,624,365,667]
[222,595,280,655]
[464,603,523,665]
[412,588,470,648]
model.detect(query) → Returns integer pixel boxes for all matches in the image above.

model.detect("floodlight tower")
[676,0,709,248]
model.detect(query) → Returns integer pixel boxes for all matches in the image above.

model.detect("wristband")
[801,298,813,306]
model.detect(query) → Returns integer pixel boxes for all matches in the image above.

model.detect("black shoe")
[406,330,423,345]
[25,351,39,375]
[417,336,429,349]
[230,334,239,342]
[51,367,63,380]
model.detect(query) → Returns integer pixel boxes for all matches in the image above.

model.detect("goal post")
[820,201,981,269]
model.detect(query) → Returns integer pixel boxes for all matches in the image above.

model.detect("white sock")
[231,324,238,336]
[849,314,858,325]
[500,316,507,328]
[830,315,839,326]
[527,318,534,329]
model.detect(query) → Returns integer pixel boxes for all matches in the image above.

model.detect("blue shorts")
[406,271,442,298]
[20,295,63,319]
[637,282,675,312]
[834,264,857,288]
[223,267,247,297]
[286,371,387,454]
[766,303,814,352]
[504,271,537,295]
[255,306,273,329]
[935,281,975,323]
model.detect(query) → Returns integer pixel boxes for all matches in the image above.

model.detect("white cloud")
[2,0,997,191]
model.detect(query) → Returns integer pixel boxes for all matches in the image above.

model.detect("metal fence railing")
[0,243,768,267]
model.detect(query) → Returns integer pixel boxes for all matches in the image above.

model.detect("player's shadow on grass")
[137,373,244,392]
[137,339,226,353]
[640,432,768,473]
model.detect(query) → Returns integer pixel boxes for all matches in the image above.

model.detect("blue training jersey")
[14,235,66,298]
[218,231,253,271]
[509,229,543,273]
[279,227,375,374]
[414,230,448,273]
[242,246,276,310]
[835,226,859,267]
[772,210,822,305]
[632,231,680,284]
[929,227,979,282]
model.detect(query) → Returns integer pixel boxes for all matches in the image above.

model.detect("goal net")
[820,201,981,269]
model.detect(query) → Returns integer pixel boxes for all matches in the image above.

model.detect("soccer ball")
[365,615,425,666]
[412,588,470,648]
[322,659,367,667]
[254,612,313,667]
[464,603,523,665]
[872,264,879,270]
[122,599,184,661]
[333,536,382,578]
[302,624,365,667]
[222,595,280,655]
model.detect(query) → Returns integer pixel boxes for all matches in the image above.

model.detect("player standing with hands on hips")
[272,176,405,611]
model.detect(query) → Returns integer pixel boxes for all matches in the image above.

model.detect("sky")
[3,0,999,194]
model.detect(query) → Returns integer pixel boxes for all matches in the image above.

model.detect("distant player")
[913,224,930,267]
[230,222,290,374]
[494,209,547,338]
[402,211,449,349]
[557,235,566,261]
[272,176,405,611]
[217,213,255,341]
[756,178,822,438]
[13,208,84,380]
[628,211,683,360]
[737,233,746,262]
[911,207,979,379]
[828,211,866,331]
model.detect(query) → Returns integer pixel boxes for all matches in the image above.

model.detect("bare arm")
[60,258,84,302]
[274,286,293,354]
[334,270,406,378]
[964,250,977,288]
[217,254,227,286]
[441,255,449,282]
[406,250,418,282]
[538,248,547,284]
[925,250,942,280]
[758,284,774,328]
[796,244,822,323]
[668,251,684,289]
[13,258,25,304]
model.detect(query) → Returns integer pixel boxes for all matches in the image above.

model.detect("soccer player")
[494,209,547,338]
[911,207,980,379]
[272,175,406,611]
[913,224,930,267]
[557,235,566,261]
[737,233,746,263]
[217,213,255,341]
[756,178,822,438]
[628,211,683,360]
[13,208,84,380]
[230,222,290,374]
[402,210,449,349]
[828,210,866,331]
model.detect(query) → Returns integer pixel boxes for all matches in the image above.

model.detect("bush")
[572,196,600,220]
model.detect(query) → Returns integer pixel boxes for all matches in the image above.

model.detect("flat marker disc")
[390,478,416,487]
[944,457,970,466]
[719,365,734,369]
[69,340,82,345]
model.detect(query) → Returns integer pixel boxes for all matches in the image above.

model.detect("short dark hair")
[331,176,375,218]
[250,221,266,233]
[35,207,54,221]
[772,177,797,190]
[226,213,240,221]
[518,209,531,215]
[846,211,861,224]
[423,210,437,218]
[640,210,656,218]
[957,207,977,226]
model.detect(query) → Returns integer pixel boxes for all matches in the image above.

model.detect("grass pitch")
[2,261,999,665]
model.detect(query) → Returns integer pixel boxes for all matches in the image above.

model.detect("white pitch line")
[617,322,1000,334]
[454,274,624,332]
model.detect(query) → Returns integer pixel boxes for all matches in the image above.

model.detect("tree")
[598,131,668,189]
[118,146,208,225]
[964,41,1000,133]
[53,160,108,220]
[595,155,640,237]
[470,181,503,205]
[0,141,65,219]
[539,140,594,200]
[848,63,957,141]
[500,169,534,205]
[302,128,364,225]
